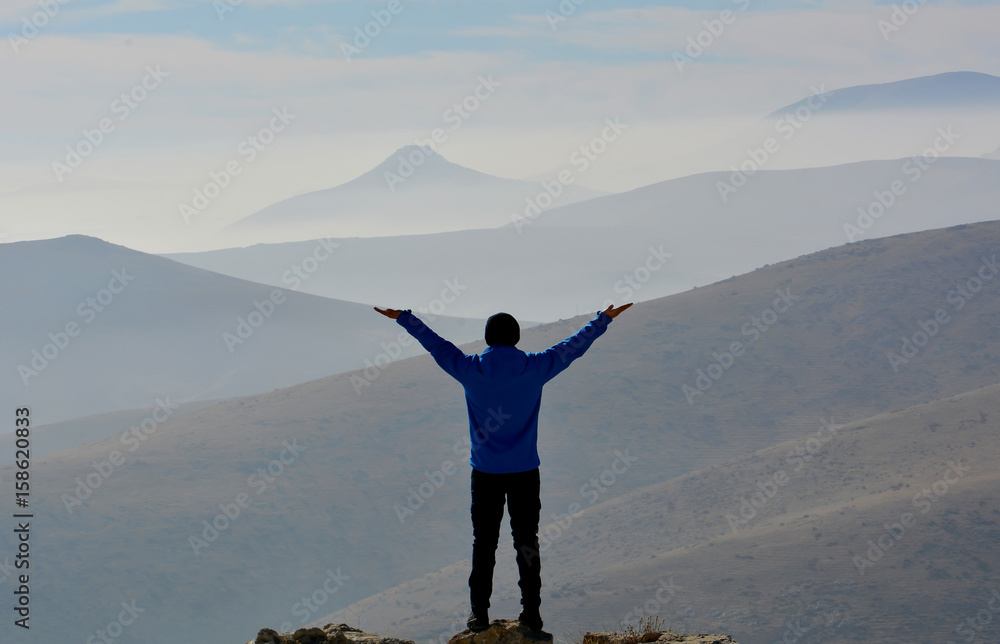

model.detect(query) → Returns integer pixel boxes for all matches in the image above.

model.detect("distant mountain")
[167,157,1000,321]
[984,145,1000,160]
[222,145,605,245]
[0,235,486,424]
[768,71,1000,117]
[11,220,1000,643]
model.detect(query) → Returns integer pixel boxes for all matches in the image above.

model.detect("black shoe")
[467,611,489,633]
[518,612,551,641]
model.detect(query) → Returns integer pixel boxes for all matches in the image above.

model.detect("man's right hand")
[602,302,633,319]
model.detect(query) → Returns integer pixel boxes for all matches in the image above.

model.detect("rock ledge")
[582,632,736,644]
[245,620,736,644]
[247,623,414,644]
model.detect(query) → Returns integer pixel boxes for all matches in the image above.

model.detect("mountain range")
[5,69,1000,644]
[5,220,1000,643]
[167,156,1000,321]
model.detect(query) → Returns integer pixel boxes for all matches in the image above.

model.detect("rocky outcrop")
[582,631,737,644]
[446,619,549,644]
[247,623,413,644]
[245,620,737,644]
[447,620,736,644]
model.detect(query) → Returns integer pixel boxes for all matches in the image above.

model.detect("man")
[374,302,632,641]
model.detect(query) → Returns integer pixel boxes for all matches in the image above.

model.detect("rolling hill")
[0,234,485,425]
[324,381,1000,644]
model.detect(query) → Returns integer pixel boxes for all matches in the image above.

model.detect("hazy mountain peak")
[357,144,497,185]
[388,143,440,161]
[768,70,1000,116]
[374,143,442,168]
[223,144,603,243]
[3,234,139,265]
[47,233,119,249]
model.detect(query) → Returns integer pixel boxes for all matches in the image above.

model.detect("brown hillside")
[323,382,1000,644]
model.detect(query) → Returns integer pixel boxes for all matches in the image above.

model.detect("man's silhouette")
[375,303,632,641]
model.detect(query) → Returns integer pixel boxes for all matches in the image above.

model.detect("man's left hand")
[602,303,633,319]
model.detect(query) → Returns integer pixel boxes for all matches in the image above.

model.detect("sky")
[1,0,999,252]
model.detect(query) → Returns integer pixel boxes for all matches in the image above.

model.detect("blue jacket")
[396,310,613,473]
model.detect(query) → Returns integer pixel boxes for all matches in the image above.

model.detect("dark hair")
[485,312,519,347]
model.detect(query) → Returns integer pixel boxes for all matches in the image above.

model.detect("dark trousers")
[469,467,542,618]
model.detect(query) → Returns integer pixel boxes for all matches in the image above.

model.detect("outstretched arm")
[534,302,632,383]
[374,306,472,382]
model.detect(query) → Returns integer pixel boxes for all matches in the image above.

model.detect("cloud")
[0,0,51,21]
[493,3,1000,69]
[2,0,1000,251]
[1,0,170,23]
